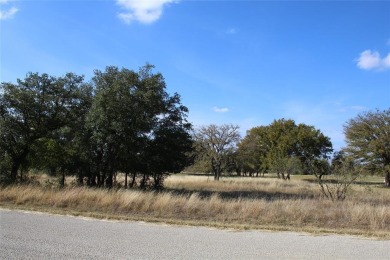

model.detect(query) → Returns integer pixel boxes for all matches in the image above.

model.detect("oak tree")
[344,109,390,187]
[193,124,240,180]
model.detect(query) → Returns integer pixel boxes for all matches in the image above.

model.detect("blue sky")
[1,0,389,151]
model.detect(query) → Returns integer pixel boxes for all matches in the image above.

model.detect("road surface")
[1,209,389,259]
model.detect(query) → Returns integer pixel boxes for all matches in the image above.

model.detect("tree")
[240,119,332,180]
[294,123,333,173]
[264,119,298,179]
[270,155,302,180]
[344,109,390,187]
[236,126,269,177]
[86,66,142,187]
[0,73,92,183]
[143,108,193,189]
[86,65,193,189]
[193,124,240,180]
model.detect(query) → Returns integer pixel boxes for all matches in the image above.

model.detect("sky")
[1,0,389,151]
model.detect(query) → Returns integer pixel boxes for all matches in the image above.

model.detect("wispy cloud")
[116,0,178,24]
[213,107,229,113]
[350,105,367,111]
[226,28,237,35]
[356,50,390,71]
[0,0,18,20]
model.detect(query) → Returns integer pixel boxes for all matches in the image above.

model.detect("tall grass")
[1,175,389,238]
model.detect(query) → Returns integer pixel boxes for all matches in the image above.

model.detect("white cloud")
[356,50,390,71]
[213,107,229,113]
[383,53,390,67]
[0,0,18,20]
[116,0,178,24]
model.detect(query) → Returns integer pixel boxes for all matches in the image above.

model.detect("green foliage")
[236,126,269,176]
[237,119,333,179]
[0,65,193,189]
[0,72,92,183]
[344,108,390,186]
[271,156,302,180]
[84,65,192,189]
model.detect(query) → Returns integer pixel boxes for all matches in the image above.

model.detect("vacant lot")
[1,174,389,238]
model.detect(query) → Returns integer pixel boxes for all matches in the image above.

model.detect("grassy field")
[1,174,389,239]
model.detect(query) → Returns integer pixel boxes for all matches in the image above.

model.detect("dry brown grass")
[1,175,389,238]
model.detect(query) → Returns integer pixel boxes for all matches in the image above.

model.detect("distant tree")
[0,73,92,183]
[264,119,297,179]
[344,109,390,187]
[237,126,269,177]
[294,123,333,173]
[240,119,332,180]
[270,154,302,180]
[331,150,346,170]
[193,124,240,180]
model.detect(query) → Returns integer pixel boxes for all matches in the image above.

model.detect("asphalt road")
[1,209,389,260]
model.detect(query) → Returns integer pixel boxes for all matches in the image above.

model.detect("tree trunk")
[60,171,65,187]
[213,168,217,180]
[130,172,137,188]
[113,172,117,186]
[124,171,128,189]
[88,172,97,187]
[10,161,20,183]
[105,172,113,188]
[9,147,30,183]
[77,174,83,186]
[214,168,220,181]
[385,170,390,187]
[140,173,148,190]
[20,166,26,182]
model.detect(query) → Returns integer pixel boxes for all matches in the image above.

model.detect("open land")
[0,174,389,239]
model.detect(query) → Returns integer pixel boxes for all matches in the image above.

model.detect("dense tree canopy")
[236,126,269,176]
[0,65,193,189]
[237,119,333,179]
[344,109,390,187]
[0,72,92,183]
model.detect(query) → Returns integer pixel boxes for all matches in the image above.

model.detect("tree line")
[191,120,333,180]
[1,65,389,189]
[0,65,193,189]
[191,110,390,187]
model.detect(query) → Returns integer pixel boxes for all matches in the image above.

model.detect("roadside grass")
[1,174,389,239]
